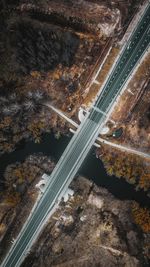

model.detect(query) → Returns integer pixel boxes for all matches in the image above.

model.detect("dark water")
[80,149,150,205]
[0,132,149,206]
[0,133,70,177]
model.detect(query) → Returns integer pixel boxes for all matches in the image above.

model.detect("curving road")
[1,3,150,267]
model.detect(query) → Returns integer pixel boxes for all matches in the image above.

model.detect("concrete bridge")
[1,3,150,266]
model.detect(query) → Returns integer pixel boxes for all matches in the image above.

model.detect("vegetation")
[98,145,150,192]
[4,192,21,207]
[132,202,150,233]
[11,18,79,74]
[3,154,55,205]
[84,46,119,106]
[0,86,51,154]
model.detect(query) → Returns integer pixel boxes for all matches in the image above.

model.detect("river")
[0,132,149,206]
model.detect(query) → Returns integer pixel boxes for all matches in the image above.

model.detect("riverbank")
[0,132,149,206]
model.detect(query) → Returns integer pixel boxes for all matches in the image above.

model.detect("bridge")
[1,3,150,267]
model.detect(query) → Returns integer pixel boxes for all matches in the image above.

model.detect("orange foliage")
[132,203,150,233]
[27,120,46,142]
[12,165,36,184]
[0,116,12,128]
[0,223,6,234]
[1,143,14,153]
[99,145,150,191]
[30,71,41,79]
[83,47,119,106]
[13,168,24,184]
[5,192,21,207]
[138,173,150,191]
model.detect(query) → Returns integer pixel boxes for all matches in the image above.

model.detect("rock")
[126,231,139,255]
[87,193,104,209]
[52,241,63,254]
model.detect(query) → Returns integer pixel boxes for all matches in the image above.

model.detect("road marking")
[127,88,134,95]
[92,106,107,116]
[93,80,100,85]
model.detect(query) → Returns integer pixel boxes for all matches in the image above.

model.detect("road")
[97,137,150,159]
[46,103,150,159]
[1,3,150,267]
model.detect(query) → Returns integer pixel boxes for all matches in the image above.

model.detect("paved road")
[46,103,150,159]
[1,3,150,267]
[90,5,150,122]
[97,137,150,159]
